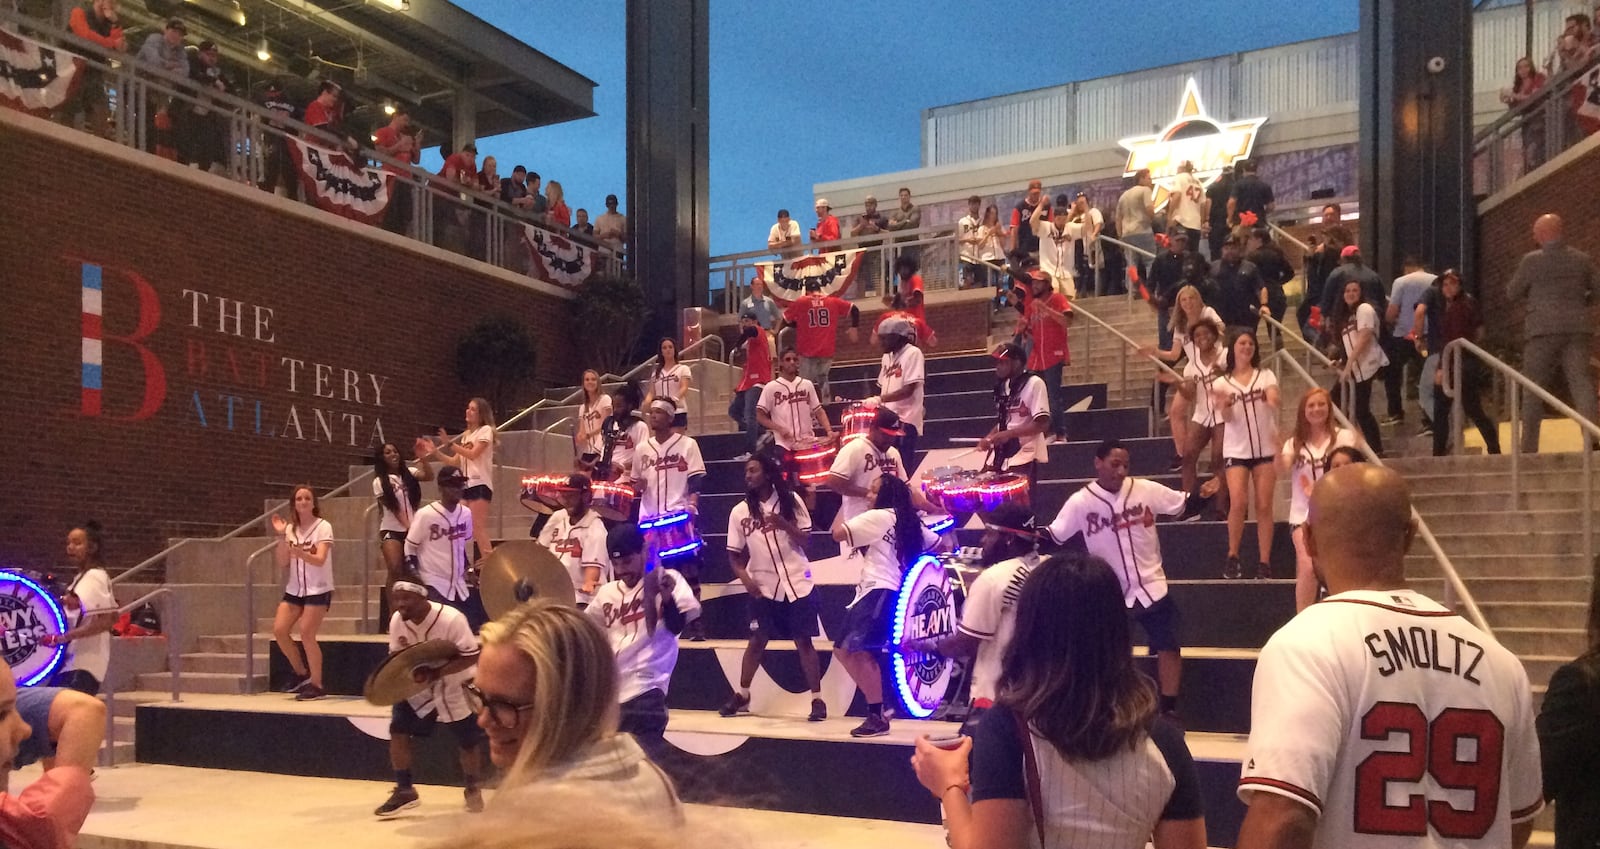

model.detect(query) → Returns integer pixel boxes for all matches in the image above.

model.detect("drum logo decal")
[891,556,955,718]
[0,571,68,686]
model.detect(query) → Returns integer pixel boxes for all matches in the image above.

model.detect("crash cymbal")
[363,638,460,706]
[478,540,576,620]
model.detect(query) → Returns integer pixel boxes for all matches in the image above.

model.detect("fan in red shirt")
[1014,269,1073,442]
[301,82,343,134]
[810,198,841,246]
[729,310,773,459]
[438,143,478,187]
[781,280,860,398]
[882,256,936,348]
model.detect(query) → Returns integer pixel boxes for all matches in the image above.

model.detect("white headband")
[391,580,428,597]
[649,398,676,416]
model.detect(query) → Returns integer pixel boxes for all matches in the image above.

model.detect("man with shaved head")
[1507,213,1598,453]
[1236,464,1544,849]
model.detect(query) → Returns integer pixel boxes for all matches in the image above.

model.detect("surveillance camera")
[1426,56,1447,74]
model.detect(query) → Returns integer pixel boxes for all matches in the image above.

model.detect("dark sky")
[446,1,1359,255]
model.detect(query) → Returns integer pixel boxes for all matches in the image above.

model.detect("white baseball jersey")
[608,416,650,483]
[1342,302,1390,383]
[957,554,1038,704]
[405,502,472,601]
[461,425,495,490]
[586,571,702,702]
[879,344,926,431]
[388,601,479,722]
[1282,429,1359,525]
[827,438,905,522]
[1238,588,1544,849]
[1216,368,1280,461]
[577,394,613,457]
[1184,345,1227,428]
[374,471,422,534]
[635,433,706,520]
[649,363,692,405]
[1172,306,1223,365]
[726,491,814,602]
[1045,478,1187,607]
[283,518,335,597]
[537,507,612,604]
[1169,170,1205,230]
[757,376,824,451]
[841,508,941,605]
[996,374,1051,469]
[62,567,116,681]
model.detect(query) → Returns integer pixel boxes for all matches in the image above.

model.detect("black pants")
[1333,376,1383,455]
[1380,336,1422,417]
[897,423,920,472]
[1433,362,1501,456]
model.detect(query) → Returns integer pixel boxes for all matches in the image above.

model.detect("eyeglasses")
[463,682,535,728]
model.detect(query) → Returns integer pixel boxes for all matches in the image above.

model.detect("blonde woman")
[1140,285,1223,467]
[430,397,497,561]
[546,181,571,229]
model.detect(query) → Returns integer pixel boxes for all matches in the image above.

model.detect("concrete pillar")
[451,87,477,154]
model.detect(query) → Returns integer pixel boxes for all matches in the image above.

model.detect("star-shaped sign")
[1118,78,1267,210]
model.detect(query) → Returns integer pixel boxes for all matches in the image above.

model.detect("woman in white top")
[1173,317,1228,508]
[1276,387,1358,612]
[373,440,434,583]
[431,397,497,560]
[272,485,334,700]
[643,338,693,432]
[1142,286,1224,466]
[42,521,119,695]
[977,205,1010,309]
[574,369,612,470]
[1330,279,1388,456]
[1209,330,1279,581]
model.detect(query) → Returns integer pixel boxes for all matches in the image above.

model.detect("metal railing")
[708,222,960,312]
[1445,338,1599,567]
[241,540,278,694]
[101,586,179,767]
[360,503,381,636]
[1473,50,1600,197]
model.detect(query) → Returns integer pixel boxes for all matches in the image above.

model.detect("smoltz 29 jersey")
[1239,589,1543,849]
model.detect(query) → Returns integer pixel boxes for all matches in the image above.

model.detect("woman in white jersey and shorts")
[272,485,334,700]
[1210,330,1279,581]
[1329,279,1388,455]
[43,521,118,695]
[644,338,693,431]
[431,397,497,560]
[1277,387,1357,611]
[1174,316,1227,512]
[1142,285,1224,470]
[373,440,434,583]
[574,369,612,471]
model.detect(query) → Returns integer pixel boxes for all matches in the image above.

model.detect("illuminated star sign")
[1118,78,1267,209]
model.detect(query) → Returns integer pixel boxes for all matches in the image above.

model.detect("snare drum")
[790,442,837,486]
[590,481,636,522]
[921,466,984,514]
[639,510,703,562]
[519,474,567,515]
[972,472,1031,514]
[840,403,878,443]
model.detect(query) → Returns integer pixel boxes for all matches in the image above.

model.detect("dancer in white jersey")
[866,316,926,468]
[1173,316,1227,514]
[271,485,334,700]
[43,522,118,696]
[721,453,825,722]
[643,338,693,431]
[1236,464,1542,849]
[756,347,834,496]
[406,465,482,630]
[373,440,435,583]
[1277,387,1357,612]
[372,581,485,818]
[427,397,497,560]
[588,524,702,738]
[1210,330,1279,580]
[978,342,1051,491]
[635,398,707,633]
[536,473,612,606]
[574,369,612,472]
[600,381,650,485]
[1143,284,1226,470]
[1045,440,1192,718]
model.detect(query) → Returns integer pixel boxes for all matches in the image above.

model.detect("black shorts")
[1224,456,1273,471]
[48,669,101,697]
[748,593,820,640]
[463,484,493,502]
[391,699,484,748]
[672,412,689,429]
[380,530,406,543]
[839,588,895,653]
[618,688,668,737]
[1132,595,1182,653]
[283,591,333,607]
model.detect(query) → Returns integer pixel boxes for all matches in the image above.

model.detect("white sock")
[738,687,750,698]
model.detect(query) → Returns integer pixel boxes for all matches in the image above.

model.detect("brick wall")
[0,115,580,571]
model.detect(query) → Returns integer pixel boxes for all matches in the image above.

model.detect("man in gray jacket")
[1508,213,1598,453]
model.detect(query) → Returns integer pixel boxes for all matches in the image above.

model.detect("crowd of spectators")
[1494,7,1600,174]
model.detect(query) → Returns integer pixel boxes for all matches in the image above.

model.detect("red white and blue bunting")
[754,249,864,304]
[522,223,595,289]
[0,26,86,116]
[285,136,391,224]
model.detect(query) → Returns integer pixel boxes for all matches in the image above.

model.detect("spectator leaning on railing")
[65,0,124,136]
[184,41,232,174]
[258,80,297,196]
[1501,57,1548,172]
[135,18,187,155]
[768,209,802,258]
[850,195,888,296]
[810,199,839,246]
[886,187,922,264]
[595,195,627,250]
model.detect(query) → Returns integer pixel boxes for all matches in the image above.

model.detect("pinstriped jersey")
[726,491,813,601]
[757,376,824,451]
[1044,478,1187,607]
[1215,367,1279,460]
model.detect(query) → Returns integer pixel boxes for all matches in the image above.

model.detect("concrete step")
[135,671,265,695]
[1408,509,1592,535]
[1426,529,1589,557]
[1406,554,1590,580]
[1493,627,1589,658]
[1521,656,1572,689]
[1410,575,1592,604]
[1404,471,1598,497]
[195,634,272,655]
[99,690,171,719]
[255,616,370,636]
[1477,601,1592,630]
[113,715,135,744]
[1412,489,1600,514]
[181,652,268,675]
[1388,452,1597,476]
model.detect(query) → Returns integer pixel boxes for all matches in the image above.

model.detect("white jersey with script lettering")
[1044,478,1187,607]
[635,433,706,520]
[1216,368,1279,460]
[536,507,612,604]
[405,502,473,601]
[997,374,1051,469]
[726,491,814,602]
[757,376,824,451]
[1238,588,1543,849]
[879,344,926,431]
[957,553,1038,704]
[827,437,905,521]
[585,571,702,702]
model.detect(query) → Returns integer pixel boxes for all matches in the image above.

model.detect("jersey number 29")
[1354,701,1504,839]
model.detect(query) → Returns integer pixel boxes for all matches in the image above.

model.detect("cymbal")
[478,540,576,620]
[364,638,460,706]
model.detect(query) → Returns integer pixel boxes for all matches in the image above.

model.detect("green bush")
[571,273,652,376]
[455,315,537,418]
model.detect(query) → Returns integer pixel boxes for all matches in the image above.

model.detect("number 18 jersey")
[1238,588,1543,849]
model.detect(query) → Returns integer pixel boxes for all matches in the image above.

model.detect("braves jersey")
[828,438,905,521]
[374,471,421,534]
[388,601,479,722]
[879,344,926,431]
[997,374,1051,468]
[605,415,650,483]
[958,554,1038,704]
[841,508,941,605]
[461,426,495,490]
[635,433,706,520]
[586,571,702,702]
[283,518,335,597]
[1238,589,1543,849]
[649,363,692,406]
[405,502,472,601]
[63,567,116,681]
[757,376,824,451]
[1184,345,1227,427]
[1045,479,1187,607]
[1169,171,1205,229]
[727,492,814,601]
[1172,306,1224,364]
[1282,429,1359,525]
[784,295,854,359]
[1215,368,1280,460]
[537,508,612,604]
[577,394,612,457]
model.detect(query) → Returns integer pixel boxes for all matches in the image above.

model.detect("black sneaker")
[1256,563,1273,580]
[1223,556,1243,580]
[849,714,891,738]
[718,692,751,717]
[686,619,707,643]
[278,673,309,694]
[1168,454,1184,472]
[375,786,420,818]
[294,683,327,701]
[1380,414,1404,426]
[464,787,484,813]
[808,698,827,722]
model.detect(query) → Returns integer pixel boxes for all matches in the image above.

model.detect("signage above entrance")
[1118,78,1267,208]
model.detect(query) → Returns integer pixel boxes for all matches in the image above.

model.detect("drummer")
[404,465,485,631]
[373,581,485,818]
[978,342,1053,492]
[827,408,907,552]
[535,473,612,608]
[864,316,926,471]
[600,381,649,485]
[635,397,708,640]
[756,347,834,502]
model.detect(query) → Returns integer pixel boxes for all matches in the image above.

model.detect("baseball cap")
[198,40,218,52]
[165,18,186,32]
[1341,245,1361,259]
[739,308,759,321]
[877,315,915,339]
[992,342,1026,363]
[872,408,905,437]
[436,465,467,488]
[983,502,1038,536]
[815,198,830,208]
[864,194,877,203]
[607,523,645,560]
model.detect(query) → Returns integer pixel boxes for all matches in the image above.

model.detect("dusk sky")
[441,1,1359,257]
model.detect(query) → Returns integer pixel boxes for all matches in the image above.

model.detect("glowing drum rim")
[839,403,878,443]
[639,510,703,563]
[972,472,1031,514]
[519,474,567,516]
[920,467,984,514]
[590,481,636,522]
[790,442,837,486]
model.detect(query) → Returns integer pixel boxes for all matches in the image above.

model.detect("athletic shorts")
[13,686,63,768]
[618,688,668,737]
[463,484,493,502]
[1224,456,1273,471]
[48,669,100,697]
[839,588,895,653]
[283,591,333,607]
[672,412,689,430]
[1132,595,1182,653]
[391,699,484,748]
[748,593,820,640]
[380,530,406,543]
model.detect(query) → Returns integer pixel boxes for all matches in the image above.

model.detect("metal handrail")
[100,586,179,767]
[1267,222,1311,253]
[1472,50,1600,146]
[1259,312,1356,420]
[360,502,380,635]
[1268,349,1492,634]
[111,499,286,586]
[242,540,278,695]
[1445,338,1597,567]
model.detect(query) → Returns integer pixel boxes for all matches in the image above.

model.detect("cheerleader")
[430,397,497,560]
[1277,387,1357,611]
[574,369,612,471]
[1142,285,1224,470]
[272,485,334,700]
[1176,317,1227,513]
[373,440,435,583]
[42,522,118,695]
[1210,330,1279,580]
[643,338,693,431]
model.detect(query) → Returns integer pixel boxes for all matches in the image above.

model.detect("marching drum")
[519,474,567,515]
[790,442,837,486]
[839,402,878,443]
[639,510,703,563]
[922,469,1030,516]
[590,481,637,522]
[972,472,1031,513]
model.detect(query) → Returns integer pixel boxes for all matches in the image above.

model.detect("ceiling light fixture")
[256,37,271,62]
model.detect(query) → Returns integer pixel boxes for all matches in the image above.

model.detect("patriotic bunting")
[0,26,86,116]
[754,249,864,304]
[285,136,391,224]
